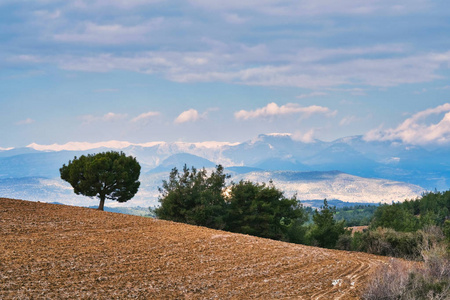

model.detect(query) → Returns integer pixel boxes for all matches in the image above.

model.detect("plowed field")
[0,198,388,299]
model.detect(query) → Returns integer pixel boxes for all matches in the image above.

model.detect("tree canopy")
[225,180,306,241]
[60,151,141,211]
[156,165,307,242]
[155,164,229,228]
[309,199,347,248]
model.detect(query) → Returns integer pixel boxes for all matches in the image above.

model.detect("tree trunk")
[98,195,106,211]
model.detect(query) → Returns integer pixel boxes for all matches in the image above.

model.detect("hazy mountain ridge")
[2,133,449,189]
[231,170,424,204]
[0,170,424,208]
[0,133,444,207]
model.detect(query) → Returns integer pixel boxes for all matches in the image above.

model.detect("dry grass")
[362,227,450,300]
[1,198,389,299]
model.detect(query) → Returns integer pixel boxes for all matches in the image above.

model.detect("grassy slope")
[0,198,388,299]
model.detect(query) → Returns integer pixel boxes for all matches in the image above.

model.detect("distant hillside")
[0,198,388,299]
[0,170,424,208]
[148,153,216,173]
[2,133,450,190]
[0,133,441,207]
[232,170,424,204]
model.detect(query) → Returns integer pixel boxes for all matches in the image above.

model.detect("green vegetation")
[308,199,347,248]
[344,191,450,260]
[363,226,450,299]
[333,204,377,226]
[156,165,308,243]
[156,165,450,261]
[370,191,450,232]
[225,180,307,241]
[156,165,352,247]
[60,151,141,211]
[155,165,229,229]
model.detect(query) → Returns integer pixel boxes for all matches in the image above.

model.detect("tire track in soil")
[310,252,385,300]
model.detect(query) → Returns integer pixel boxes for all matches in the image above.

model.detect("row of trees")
[156,165,450,255]
[58,153,449,256]
[370,191,450,232]
[57,152,346,248]
[155,165,347,247]
[155,165,307,241]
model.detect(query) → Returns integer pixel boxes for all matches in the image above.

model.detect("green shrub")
[358,227,421,259]
[335,233,353,251]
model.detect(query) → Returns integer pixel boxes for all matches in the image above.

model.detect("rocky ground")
[0,198,389,299]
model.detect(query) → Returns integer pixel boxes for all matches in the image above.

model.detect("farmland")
[0,198,389,299]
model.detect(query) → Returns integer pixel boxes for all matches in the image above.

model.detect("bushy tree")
[371,203,421,232]
[155,165,229,229]
[225,180,307,241]
[60,151,141,211]
[309,199,347,248]
[156,167,307,242]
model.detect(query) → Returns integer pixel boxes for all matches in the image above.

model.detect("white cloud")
[364,103,450,145]
[69,0,164,10]
[55,53,175,73]
[53,19,164,45]
[22,48,448,88]
[296,92,328,99]
[188,0,429,16]
[9,55,43,64]
[339,116,359,126]
[328,88,367,96]
[292,129,316,143]
[131,111,161,123]
[34,9,61,20]
[103,112,126,121]
[13,45,450,89]
[235,102,336,120]
[25,140,239,152]
[174,109,200,124]
[223,13,247,24]
[15,118,35,125]
[27,140,135,151]
[81,112,127,124]
[291,45,406,64]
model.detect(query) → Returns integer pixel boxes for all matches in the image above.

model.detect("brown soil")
[0,198,388,299]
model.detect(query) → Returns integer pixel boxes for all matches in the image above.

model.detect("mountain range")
[1,133,447,207]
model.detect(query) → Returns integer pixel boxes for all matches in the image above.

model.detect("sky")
[1,0,450,149]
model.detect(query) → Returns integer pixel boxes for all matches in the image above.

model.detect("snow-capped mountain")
[0,170,424,208]
[1,133,448,207]
[232,170,423,204]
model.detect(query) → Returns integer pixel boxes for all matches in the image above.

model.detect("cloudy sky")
[1,0,450,148]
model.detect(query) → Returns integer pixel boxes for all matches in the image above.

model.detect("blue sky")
[1,0,450,148]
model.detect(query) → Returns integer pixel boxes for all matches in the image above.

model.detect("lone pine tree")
[60,151,141,211]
